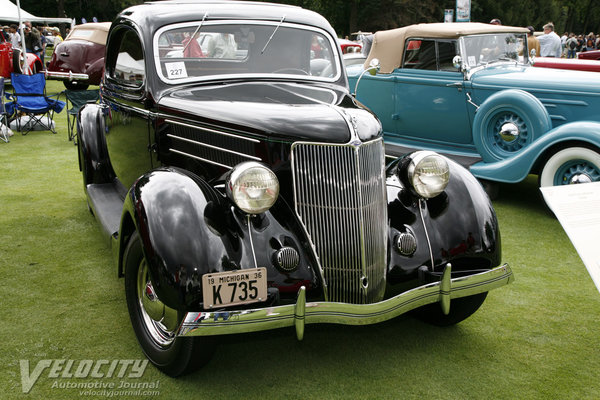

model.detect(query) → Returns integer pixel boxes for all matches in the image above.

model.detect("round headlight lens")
[226,162,280,214]
[407,151,450,198]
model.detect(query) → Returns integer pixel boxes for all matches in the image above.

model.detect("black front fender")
[386,156,501,283]
[119,167,318,311]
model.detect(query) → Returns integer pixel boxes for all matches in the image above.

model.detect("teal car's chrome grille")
[291,138,388,304]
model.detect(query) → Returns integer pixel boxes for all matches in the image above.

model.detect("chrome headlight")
[406,151,449,198]
[226,162,279,214]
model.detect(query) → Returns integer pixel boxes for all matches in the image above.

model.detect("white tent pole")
[15,0,31,74]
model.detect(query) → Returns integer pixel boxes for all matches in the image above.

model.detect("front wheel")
[412,293,488,326]
[12,49,24,74]
[539,147,600,187]
[124,231,215,376]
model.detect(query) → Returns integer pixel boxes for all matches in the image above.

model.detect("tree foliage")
[16,0,600,36]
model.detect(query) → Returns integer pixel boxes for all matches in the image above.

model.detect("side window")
[108,28,145,86]
[403,39,459,71]
[403,39,436,70]
[438,41,459,71]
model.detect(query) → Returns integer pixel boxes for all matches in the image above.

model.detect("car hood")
[157,81,381,143]
[470,64,600,93]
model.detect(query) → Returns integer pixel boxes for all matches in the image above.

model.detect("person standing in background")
[8,25,19,49]
[537,22,562,57]
[565,33,578,58]
[526,26,541,57]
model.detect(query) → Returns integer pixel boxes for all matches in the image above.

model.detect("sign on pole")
[456,0,471,22]
[444,9,454,23]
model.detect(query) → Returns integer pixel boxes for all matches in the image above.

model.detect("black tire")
[412,292,488,327]
[478,179,500,200]
[124,231,215,376]
[64,80,89,91]
[12,49,23,74]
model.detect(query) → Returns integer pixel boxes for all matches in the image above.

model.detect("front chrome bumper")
[44,71,89,81]
[177,263,513,340]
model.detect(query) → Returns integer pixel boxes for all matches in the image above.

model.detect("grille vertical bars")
[291,139,388,304]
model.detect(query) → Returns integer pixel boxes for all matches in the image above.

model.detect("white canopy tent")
[0,0,73,25]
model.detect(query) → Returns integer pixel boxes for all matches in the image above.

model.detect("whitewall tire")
[540,147,600,187]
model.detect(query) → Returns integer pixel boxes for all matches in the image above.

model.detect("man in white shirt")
[537,22,562,57]
[9,24,20,49]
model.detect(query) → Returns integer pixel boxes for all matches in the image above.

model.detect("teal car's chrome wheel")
[491,112,529,153]
[540,147,600,187]
[554,161,600,185]
[473,89,551,163]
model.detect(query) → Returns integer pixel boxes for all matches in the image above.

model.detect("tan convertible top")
[65,22,111,45]
[365,22,529,73]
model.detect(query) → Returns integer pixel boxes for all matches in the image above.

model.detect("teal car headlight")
[406,151,450,198]
[226,162,280,214]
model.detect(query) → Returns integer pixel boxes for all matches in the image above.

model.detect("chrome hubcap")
[499,122,519,143]
[136,260,178,347]
[492,113,528,154]
[569,173,593,184]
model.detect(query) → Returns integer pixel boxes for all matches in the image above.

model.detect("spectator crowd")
[561,30,599,57]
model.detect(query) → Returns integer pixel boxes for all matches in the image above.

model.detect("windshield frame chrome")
[459,33,528,79]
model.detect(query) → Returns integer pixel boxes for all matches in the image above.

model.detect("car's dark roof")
[117,1,335,38]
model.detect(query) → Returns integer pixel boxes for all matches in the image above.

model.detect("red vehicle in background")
[578,50,600,60]
[46,22,110,90]
[533,56,600,72]
[338,38,362,54]
[0,32,43,79]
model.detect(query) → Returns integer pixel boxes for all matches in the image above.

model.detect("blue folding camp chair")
[7,73,65,135]
[64,89,100,143]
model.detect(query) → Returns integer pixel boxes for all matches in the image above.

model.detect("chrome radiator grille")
[291,139,388,304]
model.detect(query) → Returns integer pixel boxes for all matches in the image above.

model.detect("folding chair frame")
[0,77,8,143]
[9,73,64,136]
[64,89,100,143]
[14,99,59,135]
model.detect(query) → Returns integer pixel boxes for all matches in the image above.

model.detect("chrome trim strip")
[167,133,262,161]
[165,119,260,143]
[169,148,232,169]
[247,215,258,269]
[418,198,435,271]
[178,263,514,337]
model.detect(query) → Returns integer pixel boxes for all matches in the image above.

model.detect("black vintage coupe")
[77,0,514,376]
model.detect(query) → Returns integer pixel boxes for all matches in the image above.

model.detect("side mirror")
[367,58,380,76]
[452,55,462,70]
[353,58,380,96]
[529,48,536,64]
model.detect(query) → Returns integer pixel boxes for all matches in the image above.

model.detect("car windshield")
[154,22,340,83]
[462,33,527,68]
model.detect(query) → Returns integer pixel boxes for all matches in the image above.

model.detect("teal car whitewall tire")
[540,147,600,187]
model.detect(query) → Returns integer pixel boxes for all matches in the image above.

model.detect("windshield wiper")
[183,12,208,55]
[261,15,286,54]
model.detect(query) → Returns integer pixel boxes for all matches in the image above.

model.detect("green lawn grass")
[1,80,599,399]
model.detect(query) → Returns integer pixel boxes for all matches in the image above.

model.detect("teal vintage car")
[347,23,600,192]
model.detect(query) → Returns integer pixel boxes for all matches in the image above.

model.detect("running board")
[86,182,125,241]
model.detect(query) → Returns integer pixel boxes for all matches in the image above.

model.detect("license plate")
[202,268,267,309]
